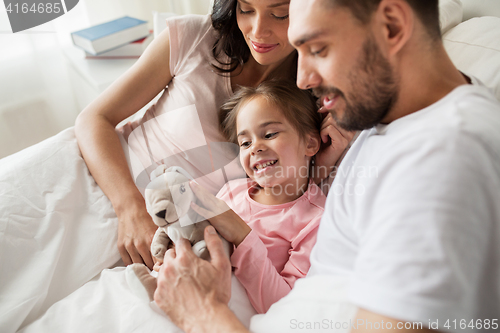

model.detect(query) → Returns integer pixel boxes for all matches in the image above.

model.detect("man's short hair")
[329,0,441,40]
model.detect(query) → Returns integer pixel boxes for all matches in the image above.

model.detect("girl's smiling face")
[236,96,316,193]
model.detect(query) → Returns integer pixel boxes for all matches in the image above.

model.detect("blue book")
[71,16,149,55]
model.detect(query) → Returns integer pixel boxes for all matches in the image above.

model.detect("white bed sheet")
[17,267,257,333]
[16,266,357,333]
[0,127,121,332]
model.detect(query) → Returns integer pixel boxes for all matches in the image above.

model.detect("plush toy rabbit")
[126,165,231,302]
[145,165,212,260]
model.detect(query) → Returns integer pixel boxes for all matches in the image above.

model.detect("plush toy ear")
[150,164,168,180]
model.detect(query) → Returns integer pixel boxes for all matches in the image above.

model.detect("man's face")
[288,0,399,131]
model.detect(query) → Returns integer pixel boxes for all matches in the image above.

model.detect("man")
[154,0,500,332]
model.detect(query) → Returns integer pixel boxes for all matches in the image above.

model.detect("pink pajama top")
[217,178,326,313]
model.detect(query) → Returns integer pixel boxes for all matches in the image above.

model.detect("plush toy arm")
[151,227,171,260]
[126,263,157,302]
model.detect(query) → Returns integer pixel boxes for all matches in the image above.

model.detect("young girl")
[190,80,327,314]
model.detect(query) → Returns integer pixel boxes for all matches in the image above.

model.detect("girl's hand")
[153,258,163,272]
[116,202,157,269]
[313,108,356,184]
[189,181,251,247]
[153,241,175,271]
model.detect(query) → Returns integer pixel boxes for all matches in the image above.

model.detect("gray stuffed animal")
[127,165,231,302]
[145,165,228,261]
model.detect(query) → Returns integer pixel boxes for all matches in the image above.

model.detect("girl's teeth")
[256,160,276,170]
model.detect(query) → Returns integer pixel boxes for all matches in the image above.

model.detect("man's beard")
[313,35,398,131]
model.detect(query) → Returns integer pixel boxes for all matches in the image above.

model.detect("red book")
[85,31,153,59]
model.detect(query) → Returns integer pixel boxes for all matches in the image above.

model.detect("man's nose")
[296,57,321,90]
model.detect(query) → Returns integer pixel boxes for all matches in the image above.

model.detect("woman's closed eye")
[237,2,253,15]
[272,13,289,20]
[239,10,288,20]
[237,3,288,21]
[239,8,253,15]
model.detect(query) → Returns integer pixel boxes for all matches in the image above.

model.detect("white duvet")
[0,128,120,332]
[17,267,257,332]
[0,128,356,333]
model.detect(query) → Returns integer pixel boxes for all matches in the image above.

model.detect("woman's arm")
[75,27,174,269]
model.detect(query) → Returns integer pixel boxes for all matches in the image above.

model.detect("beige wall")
[460,0,500,20]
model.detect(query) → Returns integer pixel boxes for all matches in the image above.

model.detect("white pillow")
[443,16,500,100]
[460,0,500,21]
[439,0,463,34]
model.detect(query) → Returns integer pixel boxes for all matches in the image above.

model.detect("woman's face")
[236,0,296,67]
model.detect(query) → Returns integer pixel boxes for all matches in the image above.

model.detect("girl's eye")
[240,141,251,148]
[265,132,278,139]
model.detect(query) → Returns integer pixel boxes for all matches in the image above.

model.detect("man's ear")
[375,0,414,57]
[305,133,320,157]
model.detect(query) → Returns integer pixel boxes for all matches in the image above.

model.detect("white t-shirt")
[308,84,500,331]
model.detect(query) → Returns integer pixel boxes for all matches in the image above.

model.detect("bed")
[1,0,499,332]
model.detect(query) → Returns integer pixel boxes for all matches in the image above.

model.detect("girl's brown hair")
[219,80,321,144]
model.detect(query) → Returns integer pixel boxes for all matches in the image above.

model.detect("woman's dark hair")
[211,0,250,73]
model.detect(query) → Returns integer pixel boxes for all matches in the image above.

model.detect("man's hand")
[190,181,251,247]
[313,108,355,184]
[155,226,244,332]
[116,202,157,269]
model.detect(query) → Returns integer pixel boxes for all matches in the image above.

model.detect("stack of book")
[71,16,151,59]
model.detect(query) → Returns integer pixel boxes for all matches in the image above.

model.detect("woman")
[75,0,349,271]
